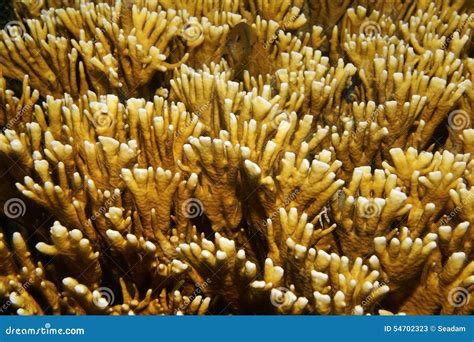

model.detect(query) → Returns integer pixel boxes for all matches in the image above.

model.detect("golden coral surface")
[0,0,473,315]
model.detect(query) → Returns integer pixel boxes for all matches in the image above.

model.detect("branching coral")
[0,0,472,316]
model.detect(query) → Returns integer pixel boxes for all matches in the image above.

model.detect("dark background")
[0,0,14,27]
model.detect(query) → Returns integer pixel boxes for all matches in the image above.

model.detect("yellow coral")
[0,0,472,316]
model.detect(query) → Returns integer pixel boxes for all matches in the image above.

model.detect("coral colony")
[0,0,473,315]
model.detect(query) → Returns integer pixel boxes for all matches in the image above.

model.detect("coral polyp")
[0,0,472,315]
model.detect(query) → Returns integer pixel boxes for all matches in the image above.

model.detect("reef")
[0,0,473,315]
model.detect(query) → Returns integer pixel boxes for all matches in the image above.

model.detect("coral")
[0,0,472,316]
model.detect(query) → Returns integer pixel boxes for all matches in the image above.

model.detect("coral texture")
[0,0,473,315]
